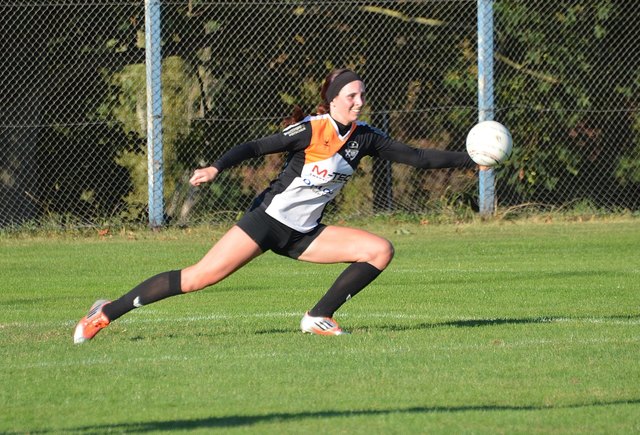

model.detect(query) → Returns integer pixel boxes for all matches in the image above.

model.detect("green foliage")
[3,1,638,229]
[615,74,640,185]
[106,56,200,220]
[495,1,639,206]
[616,155,640,185]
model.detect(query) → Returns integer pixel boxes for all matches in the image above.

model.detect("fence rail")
[1,0,638,229]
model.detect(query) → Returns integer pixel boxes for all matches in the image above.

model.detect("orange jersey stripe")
[304,116,357,164]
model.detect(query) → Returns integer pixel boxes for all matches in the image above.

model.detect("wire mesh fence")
[1,0,638,229]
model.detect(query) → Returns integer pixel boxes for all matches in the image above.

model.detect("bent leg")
[298,226,394,317]
[298,225,394,269]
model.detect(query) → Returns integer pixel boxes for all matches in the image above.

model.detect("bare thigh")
[181,225,263,292]
[297,225,394,270]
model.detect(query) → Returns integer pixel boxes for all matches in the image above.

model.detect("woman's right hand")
[189,167,219,186]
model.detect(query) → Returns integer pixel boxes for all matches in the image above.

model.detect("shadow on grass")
[254,314,640,335]
[374,313,640,333]
[32,398,640,433]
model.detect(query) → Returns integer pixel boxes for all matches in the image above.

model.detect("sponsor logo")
[311,165,329,178]
[302,177,335,197]
[310,165,352,182]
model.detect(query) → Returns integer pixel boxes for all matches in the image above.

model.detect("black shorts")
[235,207,326,259]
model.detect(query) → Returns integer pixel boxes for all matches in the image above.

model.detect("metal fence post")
[145,0,164,227]
[477,0,495,215]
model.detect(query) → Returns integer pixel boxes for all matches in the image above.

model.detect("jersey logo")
[283,123,307,137]
[309,164,352,183]
[311,165,329,178]
[344,141,360,160]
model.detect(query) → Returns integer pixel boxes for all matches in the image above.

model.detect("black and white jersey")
[213,114,474,232]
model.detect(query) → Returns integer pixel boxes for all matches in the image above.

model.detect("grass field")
[1,219,639,434]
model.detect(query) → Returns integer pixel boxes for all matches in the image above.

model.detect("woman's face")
[330,80,366,125]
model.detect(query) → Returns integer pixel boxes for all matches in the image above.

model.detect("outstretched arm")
[376,138,476,169]
[189,138,280,187]
[189,125,311,186]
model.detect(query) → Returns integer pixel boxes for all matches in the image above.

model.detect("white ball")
[466,120,513,166]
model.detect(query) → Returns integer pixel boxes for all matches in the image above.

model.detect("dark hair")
[282,105,306,128]
[282,68,354,128]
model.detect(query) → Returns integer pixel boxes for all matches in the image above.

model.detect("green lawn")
[1,219,639,433]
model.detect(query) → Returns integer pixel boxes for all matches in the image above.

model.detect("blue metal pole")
[145,0,164,227]
[477,0,495,215]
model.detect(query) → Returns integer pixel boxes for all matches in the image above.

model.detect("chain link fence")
[1,0,638,229]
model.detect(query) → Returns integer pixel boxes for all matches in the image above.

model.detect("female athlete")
[74,68,479,342]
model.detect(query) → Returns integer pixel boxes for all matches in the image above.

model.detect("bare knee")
[366,238,394,270]
[380,239,395,268]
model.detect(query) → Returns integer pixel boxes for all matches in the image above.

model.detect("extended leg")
[73,225,262,343]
